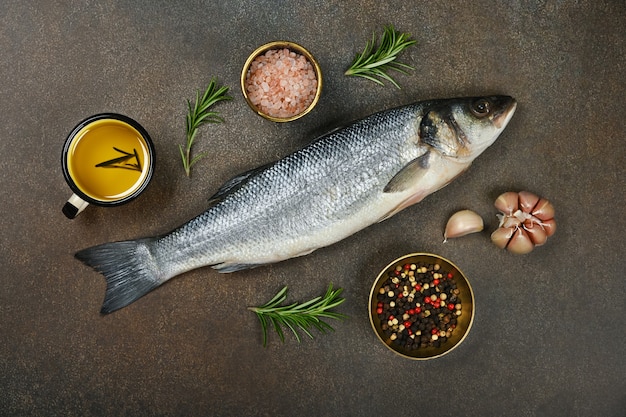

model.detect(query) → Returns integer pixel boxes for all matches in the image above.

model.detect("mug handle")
[62,193,89,219]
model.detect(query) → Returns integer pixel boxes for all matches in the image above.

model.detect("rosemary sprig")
[180,78,231,177]
[95,147,142,172]
[249,284,347,347]
[345,25,417,89]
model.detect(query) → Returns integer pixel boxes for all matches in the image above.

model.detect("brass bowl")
[241,41,323,122]
[369,253,475,360]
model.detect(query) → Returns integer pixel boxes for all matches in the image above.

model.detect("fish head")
[419,96,517,163]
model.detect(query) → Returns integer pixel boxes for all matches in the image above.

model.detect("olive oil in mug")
[66,119,151,202]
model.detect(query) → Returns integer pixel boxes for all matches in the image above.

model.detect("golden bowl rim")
[368,252,475,360]
[240,41,323,123]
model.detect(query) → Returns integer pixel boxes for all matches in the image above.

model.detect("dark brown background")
[1,1,624,416]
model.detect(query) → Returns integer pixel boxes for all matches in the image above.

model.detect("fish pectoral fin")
[208,163,272,203]
[383,151,430,193]
[379,161,472,223]
[378,192,427,222]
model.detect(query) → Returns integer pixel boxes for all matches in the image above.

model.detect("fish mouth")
[492,96,517,129]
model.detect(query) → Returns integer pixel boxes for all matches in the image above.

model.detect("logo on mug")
[62,114,155,219]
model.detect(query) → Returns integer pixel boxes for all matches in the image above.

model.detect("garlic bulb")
[444,210,484,242]
[491,191,556,254]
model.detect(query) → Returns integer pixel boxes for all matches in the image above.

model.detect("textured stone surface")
[1,1,624,416]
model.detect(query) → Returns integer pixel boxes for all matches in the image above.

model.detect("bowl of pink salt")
[241,41,322,122]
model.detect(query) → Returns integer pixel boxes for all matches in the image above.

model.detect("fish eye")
[470,99,492,118]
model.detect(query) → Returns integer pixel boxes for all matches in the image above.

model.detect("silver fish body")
[77,96,517,313]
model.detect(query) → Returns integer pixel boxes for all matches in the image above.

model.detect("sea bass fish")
[77,96,517,313]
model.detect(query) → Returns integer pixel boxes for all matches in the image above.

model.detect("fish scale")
[76,96,517,313]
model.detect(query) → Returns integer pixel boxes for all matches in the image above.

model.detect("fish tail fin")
[75,238,163,314]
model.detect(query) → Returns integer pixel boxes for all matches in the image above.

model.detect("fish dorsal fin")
[208,163,271,204]
[383,151,430,193]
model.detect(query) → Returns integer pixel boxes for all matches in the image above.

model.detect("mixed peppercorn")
[375,262,462,350]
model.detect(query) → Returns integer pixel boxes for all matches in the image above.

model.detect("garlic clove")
[494,192,519,215]
[532,198,555,221]
[506,228,535,254]
[443,210,484,242]
[541,218,557,237]
[490,226,515,249]
[518,191,540,213]
[524,220,548,246]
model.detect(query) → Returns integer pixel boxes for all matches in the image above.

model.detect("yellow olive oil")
[67,119,151,202]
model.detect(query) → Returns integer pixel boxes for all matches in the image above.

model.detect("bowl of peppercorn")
[369,253,475,360]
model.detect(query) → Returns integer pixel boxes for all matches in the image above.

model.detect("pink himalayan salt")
[245,48,318,119]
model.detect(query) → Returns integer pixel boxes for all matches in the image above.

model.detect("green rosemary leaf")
[248,284,347,346]
[178,144,188,171]
[188,151,208,169]
[256,313,269,347]
[294,321,314,340]
[180,78,231,177]
[312,320,334,334]
[271,316,286,343]
[292,295,323,311]
[264,286,289,309]
[345,25,417,88]
[283,319,303,343]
